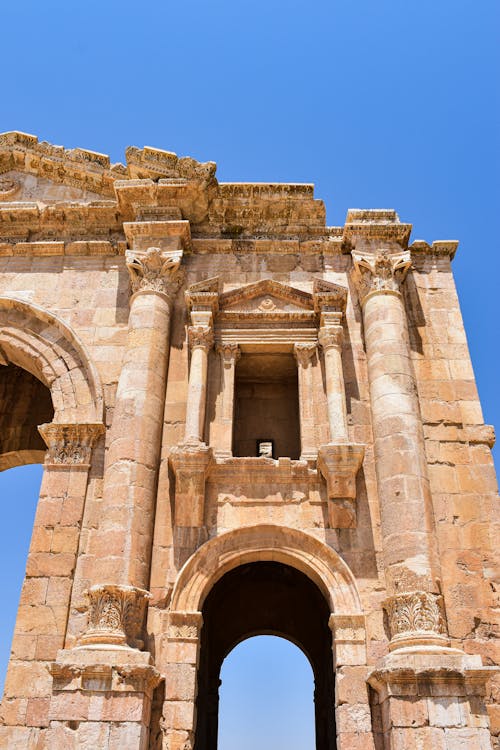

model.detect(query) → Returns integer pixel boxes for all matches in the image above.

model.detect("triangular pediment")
[219,279,313,315]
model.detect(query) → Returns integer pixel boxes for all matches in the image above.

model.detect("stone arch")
[171,524,362,614]
[0,295,104,424]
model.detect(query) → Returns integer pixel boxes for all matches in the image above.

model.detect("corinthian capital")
[126,246,183,301]
[319,325,343,350]
[188,325,214,351]
[352,249,411,304]
[293,343,317,366]
[217,343,241,368]
[38,422,104,466]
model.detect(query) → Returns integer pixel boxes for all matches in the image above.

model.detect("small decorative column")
[318,313,349,442]
[170,281,217,531]
[216,343,240,457]
[312,281,364,529]
[184,324,214,444]
[89,220,188,637]
[294,343,318,462]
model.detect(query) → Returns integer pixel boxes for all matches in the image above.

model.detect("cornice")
[343,209,412,249]
[410,239,459,260]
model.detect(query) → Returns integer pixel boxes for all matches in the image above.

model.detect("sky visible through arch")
[0,0,498,742]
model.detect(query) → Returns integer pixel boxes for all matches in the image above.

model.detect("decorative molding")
[384,590,447,649]
[185,277,220,315]
[352,249,412,304]
[410,239,459,259]
[79,584,151,650]
[343,209,412,247]
[38,422,104,466]
[312,279,348,313]
[188,324,214,351]
[293,342,317,366]
[0,176,20,199]
[126,246,183,301]
[167,610,204,641]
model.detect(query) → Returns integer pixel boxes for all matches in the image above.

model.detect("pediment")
[219,280,313,316]
[0,170,105,204]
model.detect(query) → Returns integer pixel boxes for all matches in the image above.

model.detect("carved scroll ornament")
[126,246,183,301]
[80,584,150,650]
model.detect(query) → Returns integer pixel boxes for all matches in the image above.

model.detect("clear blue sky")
[0,1,498,745]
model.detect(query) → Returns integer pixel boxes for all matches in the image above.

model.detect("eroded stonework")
[0,132,498,750]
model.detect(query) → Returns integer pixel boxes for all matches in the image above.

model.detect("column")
[169,315,214,532]
[318,312,349,442]
[184,324,214,444]
[216,343,240,457]
[352,247,446,648]
[293,343,318,461]
[92,240,184,610]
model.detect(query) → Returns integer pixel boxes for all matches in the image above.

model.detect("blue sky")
[0,0,498,745]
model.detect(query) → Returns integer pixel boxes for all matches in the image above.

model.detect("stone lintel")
[210,455,313,484]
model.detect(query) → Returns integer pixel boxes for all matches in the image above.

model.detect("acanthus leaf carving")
[384,590,447,644]
[126,246,183,301]
[80,584,150,650]
[352,249,412,304]
[293,342,317,366]
[188,325,214,351]
[38,422,104,466]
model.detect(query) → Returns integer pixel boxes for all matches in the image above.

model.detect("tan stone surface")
[0,134,497,749]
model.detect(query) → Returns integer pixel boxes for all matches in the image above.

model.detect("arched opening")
[0,463,44,696]
[0,361,52,695]
[0,363,54,470]
[218,635,315,750]
[194,561,336,750]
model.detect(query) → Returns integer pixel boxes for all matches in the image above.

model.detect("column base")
[368,648,499,750]
[48,648,161,750]
[317,443,365,528]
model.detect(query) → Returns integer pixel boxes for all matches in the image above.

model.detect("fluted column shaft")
[95,247,181,592]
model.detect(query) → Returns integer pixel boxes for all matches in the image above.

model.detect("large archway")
[194,561,336,750]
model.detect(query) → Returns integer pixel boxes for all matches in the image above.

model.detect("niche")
[232,352,300,459]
